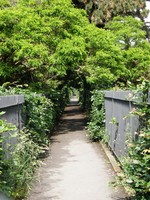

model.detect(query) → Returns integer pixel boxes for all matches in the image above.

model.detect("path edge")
[100,141,121,174]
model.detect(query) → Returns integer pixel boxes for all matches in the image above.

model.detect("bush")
[116,80,150,199]
[0,86,69,199]
[87,90,106,141]
[24,93,55,147]
[0,129,42,199]
[118,127,150,199]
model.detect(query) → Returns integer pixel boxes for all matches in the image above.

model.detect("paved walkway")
[27,97,127,200]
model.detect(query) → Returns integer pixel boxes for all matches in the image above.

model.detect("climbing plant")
[0,112,16,177]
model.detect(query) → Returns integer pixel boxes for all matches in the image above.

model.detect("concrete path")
[27,97,127,200]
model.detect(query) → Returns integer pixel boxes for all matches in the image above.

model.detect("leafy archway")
[0,0,149,94]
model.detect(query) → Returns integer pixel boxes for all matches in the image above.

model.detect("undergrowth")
[87,90,106,142]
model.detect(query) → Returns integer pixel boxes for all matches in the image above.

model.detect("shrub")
[24,93,55,147]
[118,127,150,199]
[0,129,42,199]
[0,85,69,199]
[117,80,150,199]
[87,90,105,141]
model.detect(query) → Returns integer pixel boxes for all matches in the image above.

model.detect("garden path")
[27,97,127,200]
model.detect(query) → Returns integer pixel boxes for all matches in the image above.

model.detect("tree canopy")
[0,0,150,91]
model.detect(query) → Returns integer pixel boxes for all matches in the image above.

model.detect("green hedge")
[87,90,106,141]
[0,128,42,199]
[0,86,69,199]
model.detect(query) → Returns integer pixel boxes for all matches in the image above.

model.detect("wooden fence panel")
[104,91,139,159]
[0,95,24,158]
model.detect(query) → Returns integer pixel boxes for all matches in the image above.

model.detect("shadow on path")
[54,98,87,134]
[28,97,129,200]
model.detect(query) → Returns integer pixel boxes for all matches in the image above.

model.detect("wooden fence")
[0,95,24,158]
[104,91,150,159]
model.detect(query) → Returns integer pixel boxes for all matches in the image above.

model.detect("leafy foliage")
[105,16,150,86]
[24,93,54,147]
[0,0,10,8]
[123,47,150,83]
[0,112,16,177]
[105,16,146,49]
[0,130,42,199]
[0,85,69,199]
[119,128,150,199]
[0,0,89,91]
[82,25,126,88]
[116,81,150,199]
[0,1,149,90]
[87,90,105,141]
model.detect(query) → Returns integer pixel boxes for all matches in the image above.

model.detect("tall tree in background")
[73,0,149,27]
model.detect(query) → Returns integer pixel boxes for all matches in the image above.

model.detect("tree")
[0,0,149,91]
[105,16,146,49]
[73,0,149,27]
[106,16,150,85]
[0,0,89,91]
[81,25,126,88]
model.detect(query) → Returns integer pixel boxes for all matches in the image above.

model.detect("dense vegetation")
[0,87,68,199]
[87,90,105,141]
[87,81,150,200]
[0,0,149,90]
[0,0,150,199]
[117,81,150,199]
[0,85,69,199]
